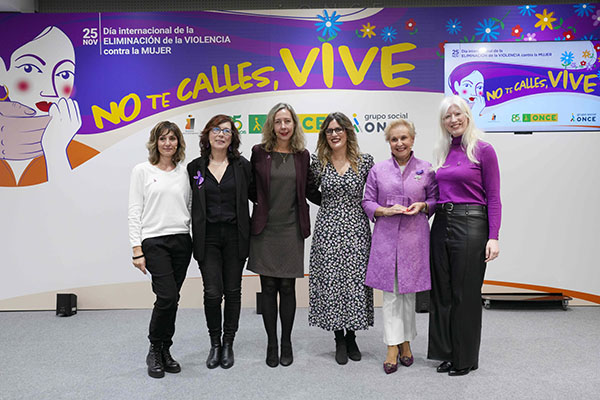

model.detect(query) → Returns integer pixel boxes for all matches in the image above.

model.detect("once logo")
[522,114,558,122]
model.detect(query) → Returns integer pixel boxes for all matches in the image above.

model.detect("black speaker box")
[56,293,77,316]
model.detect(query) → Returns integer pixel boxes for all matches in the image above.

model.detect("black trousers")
[199,223,245,342]
[142,233,192,347]
[427,205,488,370]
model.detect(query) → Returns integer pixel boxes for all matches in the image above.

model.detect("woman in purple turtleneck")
[427,95,501,377]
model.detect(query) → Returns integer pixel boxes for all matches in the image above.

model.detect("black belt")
[437,203,487,213]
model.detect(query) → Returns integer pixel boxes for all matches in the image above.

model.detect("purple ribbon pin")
[193,170,204,188]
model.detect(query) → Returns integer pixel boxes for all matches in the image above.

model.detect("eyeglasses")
[325,127,344,135]
[211,127,232,136]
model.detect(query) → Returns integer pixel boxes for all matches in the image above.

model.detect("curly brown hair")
[199,114,241,160]
[147,121,186,165]
[316,112,361,173]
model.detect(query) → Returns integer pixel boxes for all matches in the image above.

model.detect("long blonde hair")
[433,95,482,170]
[316,112,361,173]
[261,103,306,153]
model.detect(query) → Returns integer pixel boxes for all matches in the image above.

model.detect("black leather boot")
[335,338,348,365]
[220,338,234,369]
[266,344,279,368]
[161,345,181,373]
[206,336,222,369]
[334,330,348,365]
[280,342,293,367]
[146,343,165,378]
[345,330,361,362]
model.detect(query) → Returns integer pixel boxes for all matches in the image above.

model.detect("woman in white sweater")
[128,121,192,379]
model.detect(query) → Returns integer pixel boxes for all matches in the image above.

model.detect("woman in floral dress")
[308,112,374,365]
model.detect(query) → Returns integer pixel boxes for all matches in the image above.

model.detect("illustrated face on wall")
[453,70,484,108]
[1,27,75,114]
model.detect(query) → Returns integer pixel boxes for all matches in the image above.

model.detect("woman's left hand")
[485,239,499,262]
[404,202,426,215]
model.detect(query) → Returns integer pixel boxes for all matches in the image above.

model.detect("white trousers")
[382,278,417,345]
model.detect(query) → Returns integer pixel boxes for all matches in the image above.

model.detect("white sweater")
[128,161,191,248]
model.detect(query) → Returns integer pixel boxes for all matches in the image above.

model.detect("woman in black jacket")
[187,114,251,370]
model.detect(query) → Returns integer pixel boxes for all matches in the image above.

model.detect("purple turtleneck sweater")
[436,136,501,240]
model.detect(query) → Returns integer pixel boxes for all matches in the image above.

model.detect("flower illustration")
[573,3,595,17]
[439,40,449,54]
[582,50,592,58]
[595,43,600,52]
[593,10,600,26]
[475,19,500,42]
[597,70,600,79]
[381,26,397,42]
[561,51,575,65]
[524,32,537,41]
[581,34,597,40]
[563,30,575,40]
[446,19,462,35]
[511,25,523,37]
[518,5,537,16]
[535,9,557,31]
[581,60,587,66]
[315,10,342,40]
[459,35,477,43]
[554,36,565,41]
[193,170,204,188]
[405,18,416,31]
[359,22,376,38]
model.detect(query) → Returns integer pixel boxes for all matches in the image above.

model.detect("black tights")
[260,275,296,347]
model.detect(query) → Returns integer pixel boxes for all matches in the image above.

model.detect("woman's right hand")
[375,205,406,217]
[132,246,147,274]
[133,257,146,274]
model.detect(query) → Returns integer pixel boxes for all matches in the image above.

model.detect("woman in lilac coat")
[362,119,438,374]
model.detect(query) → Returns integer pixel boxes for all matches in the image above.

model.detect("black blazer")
[187,155,252,262]
[249,144,321,239]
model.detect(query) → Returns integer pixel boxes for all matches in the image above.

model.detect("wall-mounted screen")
[445,41,600,132]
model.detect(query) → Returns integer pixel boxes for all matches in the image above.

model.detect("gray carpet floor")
[1,306,598,400]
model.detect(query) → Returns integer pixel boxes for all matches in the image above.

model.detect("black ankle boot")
[146,343,165,378]
[280,342,293,367]
[221,339,234,369]
[266,344,279,368]
[345,331,361,362]
[335,337,348,365]
[206,337,222,369]
[161,345,181,373]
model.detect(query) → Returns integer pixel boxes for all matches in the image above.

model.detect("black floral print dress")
[308,153,374,331]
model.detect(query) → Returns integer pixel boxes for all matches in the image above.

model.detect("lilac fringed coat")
[362,154,438,293]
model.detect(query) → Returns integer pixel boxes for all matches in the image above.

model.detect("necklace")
[278,152,290,163]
